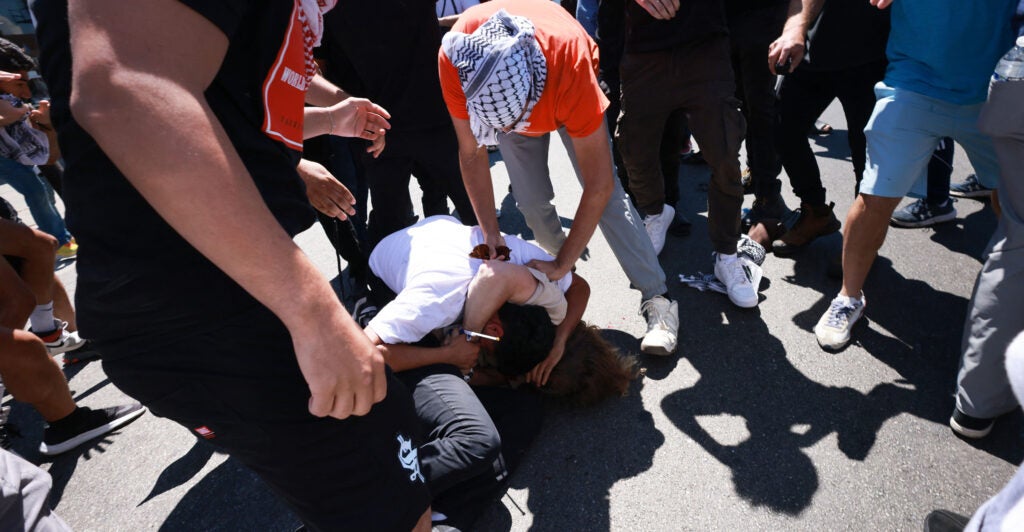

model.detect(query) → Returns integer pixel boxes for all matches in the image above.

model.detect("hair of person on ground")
[0,38,35,74]
[492,302,555,376]
[537,321,641,407]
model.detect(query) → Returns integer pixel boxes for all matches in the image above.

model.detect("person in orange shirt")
[438,0,679,357]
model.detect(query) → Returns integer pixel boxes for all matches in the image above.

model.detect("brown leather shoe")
[773,202,841,256]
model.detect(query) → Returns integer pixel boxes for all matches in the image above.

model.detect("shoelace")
[826,299,860,328]
[640,299,668,329]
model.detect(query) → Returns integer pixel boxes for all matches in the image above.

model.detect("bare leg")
[840,194,902,298]
[52,278,77,332]
[412,507,432,532]
[0,220,57,308]
[0,258,76,421]
[0,328,77,421]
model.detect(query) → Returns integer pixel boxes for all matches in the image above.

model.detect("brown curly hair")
[536,322,641,407]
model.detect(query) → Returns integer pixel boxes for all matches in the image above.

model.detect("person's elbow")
[69,64,126,136]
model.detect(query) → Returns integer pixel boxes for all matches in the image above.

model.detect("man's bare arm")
[452,116,505,257]
[526,272,590,386]
[365,328,479,373]
[306,73,349,107]
[768,0,826,74]
[70,0,384,420]
[530,122,614,281]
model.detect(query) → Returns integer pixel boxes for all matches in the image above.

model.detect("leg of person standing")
[951,78,1024,438]
[495,132,568,256]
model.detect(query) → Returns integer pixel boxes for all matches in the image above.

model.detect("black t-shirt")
[318,0,451,136]
[724,0,789,18]
[803,0,891,72]
[32,0,315,349]
[624,0,729,53]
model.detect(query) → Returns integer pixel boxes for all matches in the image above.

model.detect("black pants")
[396,364,543,530]
[363,125,477,248]
[927,137,954,205]
[728,5,787,198]
[776,60,887,205]
[99,305,430,532]
[616,35,746,253]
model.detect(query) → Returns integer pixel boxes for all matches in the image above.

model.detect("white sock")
[29,301,55,333]
[836,293,863,306]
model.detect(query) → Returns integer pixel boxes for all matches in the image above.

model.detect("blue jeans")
[0,157,70,245]
[575,0,598,38]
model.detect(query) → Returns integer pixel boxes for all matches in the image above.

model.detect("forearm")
[559,129,614,275]
[377,342,453,372]
[554,273,590,347]
[783,0,824,35]
[459,146,500,236]
[73,62,353,342]
[305,73,349,107]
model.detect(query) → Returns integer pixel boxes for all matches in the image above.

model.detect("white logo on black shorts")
[397,434,425,483]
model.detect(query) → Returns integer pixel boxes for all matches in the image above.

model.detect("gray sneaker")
[949,174,993,198]
[640,296,678,356]
[890,199,956,228]
[814,294,866,351]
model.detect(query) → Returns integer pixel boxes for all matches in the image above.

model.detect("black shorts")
[98,304,430,531]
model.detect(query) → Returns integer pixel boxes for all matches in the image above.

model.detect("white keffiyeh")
[442,9,548,146]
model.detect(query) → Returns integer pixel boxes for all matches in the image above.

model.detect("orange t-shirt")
[438,0,610,138]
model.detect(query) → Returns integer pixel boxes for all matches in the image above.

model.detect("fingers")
[0,70,19,82]
[767,42,782,75]
[308,391,335,418]
[638,0,678,20]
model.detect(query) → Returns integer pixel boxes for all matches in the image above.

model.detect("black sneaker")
[62,340,102,367]
[949,407,994,439]
[890,199,956,228]
[40,403,146,456]
[923,510,970,532]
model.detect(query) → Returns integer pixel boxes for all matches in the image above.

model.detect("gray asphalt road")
[2,101,1019,531]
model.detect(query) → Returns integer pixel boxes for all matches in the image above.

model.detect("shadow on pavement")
[158,457,296,531]
[139,439,217,505]
[661,305,919,515]
[476,329,663,531]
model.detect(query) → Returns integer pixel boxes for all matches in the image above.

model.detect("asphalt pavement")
[1,101,1020,531]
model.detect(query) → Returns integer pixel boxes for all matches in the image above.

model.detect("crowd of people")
[0,0,1022,530]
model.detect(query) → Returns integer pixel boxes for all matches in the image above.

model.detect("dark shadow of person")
[474,330,664,531]
[159,458,296,531]
[660,305,926,515]
[784,254,1022,464]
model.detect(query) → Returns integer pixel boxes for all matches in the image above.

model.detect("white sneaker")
[640,295,678,356]
[814,293,866,350]
[33,319,87,356]
[714,253,758,308]
[642,204,675,255]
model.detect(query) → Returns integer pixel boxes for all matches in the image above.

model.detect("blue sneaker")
[949,174,993,199]
[890,199,956,228]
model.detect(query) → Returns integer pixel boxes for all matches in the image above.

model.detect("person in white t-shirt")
[362,215,589,527]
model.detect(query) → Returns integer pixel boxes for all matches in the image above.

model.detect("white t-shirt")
[368,215,572,344]
[436,0,479,18]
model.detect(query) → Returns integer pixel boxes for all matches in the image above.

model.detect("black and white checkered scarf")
[442,9,548,146]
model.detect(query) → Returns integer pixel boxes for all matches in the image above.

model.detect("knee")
[0,282,35,326]
[27,228,58,262]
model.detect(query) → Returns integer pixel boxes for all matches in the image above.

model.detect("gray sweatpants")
[496,128,667,301]
[966,332,1024,530]
[0,449,71,531]
[955,79,1024,418]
